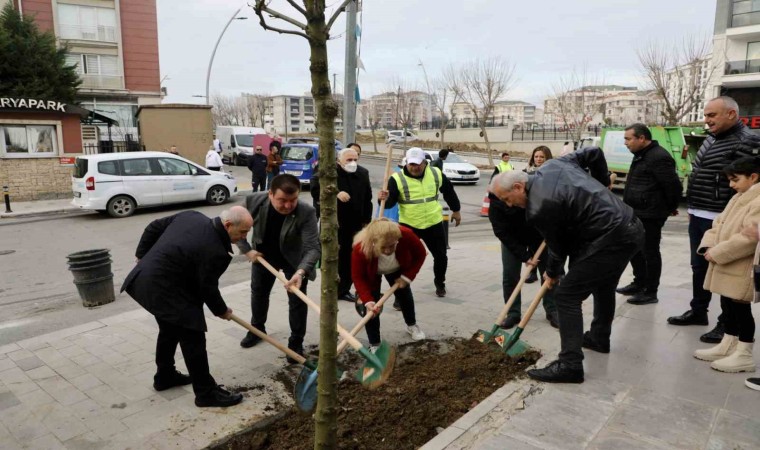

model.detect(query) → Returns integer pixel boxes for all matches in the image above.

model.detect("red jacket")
[351,226,426,303]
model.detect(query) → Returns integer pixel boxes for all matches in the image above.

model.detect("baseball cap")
[406,147,426,165]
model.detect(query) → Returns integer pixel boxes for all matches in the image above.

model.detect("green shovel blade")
[492,328,514,350]
[475,324,499,344]
[503,327,532,356]
[294,365,317,413]
[354,341,395,389]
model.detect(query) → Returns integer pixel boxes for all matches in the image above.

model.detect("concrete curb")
[0,206,88,219]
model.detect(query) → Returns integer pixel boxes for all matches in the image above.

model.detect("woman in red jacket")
[352,218,427,349]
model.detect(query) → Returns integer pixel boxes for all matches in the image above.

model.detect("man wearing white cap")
[378,147,461,297]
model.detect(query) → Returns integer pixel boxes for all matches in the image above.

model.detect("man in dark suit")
[121,206,253,407]
[247,145,269,192]
[237,174,321,361]
[310,147,373,301]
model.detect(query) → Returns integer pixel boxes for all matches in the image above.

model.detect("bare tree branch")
[285,0,307,16]
[252,1,311,40]
[326,0,355,33]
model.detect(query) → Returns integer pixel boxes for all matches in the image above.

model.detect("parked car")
[217,126,280,166]
[386,130,419,144]
[286,136,343,150]
[399,150,480,185]
[280,143,344,186]
[71,152,237,218]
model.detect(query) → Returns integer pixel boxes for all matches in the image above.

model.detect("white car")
[426,150,480,185]
[386,130,419,144]
[71,152,238,218]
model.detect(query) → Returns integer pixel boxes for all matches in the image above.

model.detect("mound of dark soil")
[213,337,539,450]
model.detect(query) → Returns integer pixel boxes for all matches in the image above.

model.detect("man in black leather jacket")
[667,96,760,344]
[615,124,682,305]
[490,147,644,383]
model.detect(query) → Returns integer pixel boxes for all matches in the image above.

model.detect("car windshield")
[281,146,313,161]
[235,134,254,147]
[444,153,465,163]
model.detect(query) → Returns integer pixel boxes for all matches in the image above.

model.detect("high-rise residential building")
[709,0,760,129]
[663,56,712,124]
[449,100,538,126]
[361,90,434,130]
[598,90,664,126]
[543,85,637,127]
[263,93,343,135]
[5,0,162,141]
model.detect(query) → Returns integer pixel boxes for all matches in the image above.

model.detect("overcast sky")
[158,0,717,107]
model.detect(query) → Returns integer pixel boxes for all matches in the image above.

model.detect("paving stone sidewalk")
[1,223,759,449]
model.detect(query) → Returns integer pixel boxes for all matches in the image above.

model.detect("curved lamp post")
[205,7,247,105]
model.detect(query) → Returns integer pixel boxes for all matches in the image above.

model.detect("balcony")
[723,59,760,87]
[80,74,124,90]
[59,24,117,43]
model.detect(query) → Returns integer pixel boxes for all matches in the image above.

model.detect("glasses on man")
[255,148,263,152]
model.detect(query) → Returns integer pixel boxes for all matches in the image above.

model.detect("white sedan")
[425,150,480,185]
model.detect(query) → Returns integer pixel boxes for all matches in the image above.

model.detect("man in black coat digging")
[121,206,253,407]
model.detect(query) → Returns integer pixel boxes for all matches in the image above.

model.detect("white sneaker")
[406,324,425,341]
[368,345,379,354]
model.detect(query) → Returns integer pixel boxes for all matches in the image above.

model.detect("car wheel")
[232,154,239,166]
[206,185,229,205]
[107,195,136,218]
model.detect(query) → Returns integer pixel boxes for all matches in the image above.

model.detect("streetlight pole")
[205,7,247,105]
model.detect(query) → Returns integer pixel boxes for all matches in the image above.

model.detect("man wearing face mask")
[311,147,373,301]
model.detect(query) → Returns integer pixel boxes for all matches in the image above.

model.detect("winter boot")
[711,341,756,373]
[693,334,738,362]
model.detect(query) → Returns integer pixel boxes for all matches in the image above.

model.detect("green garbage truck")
[593,126,708,195]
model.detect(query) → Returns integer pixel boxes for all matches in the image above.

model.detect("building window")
[1,125,58,157]
[66,54,122,89]
[58,4,117,42]
[732,0,760,27]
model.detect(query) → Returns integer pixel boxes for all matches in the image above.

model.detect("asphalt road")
[0,158,690,345]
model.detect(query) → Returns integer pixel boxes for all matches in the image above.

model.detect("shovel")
[499,279,552,356]
[377,143,394,219]
[257,257,396,389]
[475,242,546,345]
[229,314,319,413]
[336,282,401,354]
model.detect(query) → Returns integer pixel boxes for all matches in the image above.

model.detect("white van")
[71,152,238,218]
[216,126,266,166]
[386,129,419,144]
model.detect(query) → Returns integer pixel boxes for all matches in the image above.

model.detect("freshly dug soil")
[213,337,540,450]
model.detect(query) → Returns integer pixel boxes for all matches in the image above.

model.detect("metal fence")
[511,126,602,141]
[82,141,144,155]
[418,116,512,130]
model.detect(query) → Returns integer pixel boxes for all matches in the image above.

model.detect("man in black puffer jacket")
[667,97,760,344]
[615,124,682,305]
[490,147,644,383]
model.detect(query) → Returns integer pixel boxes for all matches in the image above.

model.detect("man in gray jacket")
[236,174,321,361]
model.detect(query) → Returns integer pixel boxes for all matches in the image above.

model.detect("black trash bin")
[67,249,115,307]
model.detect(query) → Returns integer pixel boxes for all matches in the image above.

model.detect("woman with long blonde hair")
[352,218,427,349]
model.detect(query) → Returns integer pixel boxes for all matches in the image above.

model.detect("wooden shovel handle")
[378,144,394,218]
[257,257,365,352]
[337,282,401,354]
[229,313,306,364]
[517,280,552,329]
[495,241,546,325]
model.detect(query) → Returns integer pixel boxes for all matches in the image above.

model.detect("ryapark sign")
[0,97,66,112]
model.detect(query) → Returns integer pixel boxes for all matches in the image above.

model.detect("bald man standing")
[122,206,253,408]
[668,96,760,344]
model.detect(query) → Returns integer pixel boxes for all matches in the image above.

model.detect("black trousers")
[554,219,644,369]
[629,217,667,293]
[250,263,309,348]
[155,318,215,396]
[689,215,724,324]
[403,221,447,287]
[251,175,266,192]
[721,296,756,343]
[338,227,360,296]
[364,271,417,345]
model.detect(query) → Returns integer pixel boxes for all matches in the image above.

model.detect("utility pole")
[333,73,337,94]
[342,0,358,145]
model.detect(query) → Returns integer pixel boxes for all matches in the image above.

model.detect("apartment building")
[6,0,162,141]
[708,0,760,129]
[599,90,664,126]
[264,93,343,135]
[664,56,712,124]
[543,85,637,127]
[361,90,434,130]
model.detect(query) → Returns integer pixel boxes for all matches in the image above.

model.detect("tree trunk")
[307,10,340,450]
[439,125,446,149]
[371,127,378,153]
[481,123,493,166]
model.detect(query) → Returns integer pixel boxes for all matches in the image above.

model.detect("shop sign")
[0,98,66,112]
[59,157,76,166]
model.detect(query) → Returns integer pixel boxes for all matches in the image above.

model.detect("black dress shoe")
[667,309,708,326]
[435,284,447,297]
[525,270,539,284]
[338,292,357,302]
[240,332,262,348]
[499,316,520,330]
[582,331,610,353]
[616,282,644,295]
[627,292,659,305]
[286,345,305,364]
[700,322,725,344]
[194,385,243,407]
[546,311,559,329]
[393,301,402,311]
[527,360,584,383]
[153,370,191,391]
